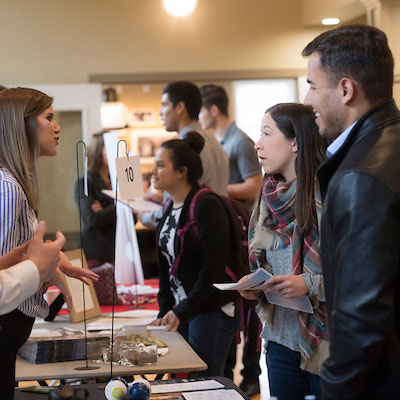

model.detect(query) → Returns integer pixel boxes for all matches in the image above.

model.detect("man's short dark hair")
[162,81,201,120]
[200,84,229,117]
[302,24,394,105]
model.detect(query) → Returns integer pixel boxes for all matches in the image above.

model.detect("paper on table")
[87,318,123,331]
[151,380,224,394]
[117,284,159,295]
[102,189,162,212]
[214,268,314,314]
[102,309,159,318]
[29,329,63,338]
[146,325,166,330]
[183,389,244,400]
[87,317,156,331]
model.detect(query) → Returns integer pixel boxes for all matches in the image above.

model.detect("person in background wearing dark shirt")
[75,132,115,267]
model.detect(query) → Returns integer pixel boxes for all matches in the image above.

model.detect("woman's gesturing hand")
[58,251,99,285]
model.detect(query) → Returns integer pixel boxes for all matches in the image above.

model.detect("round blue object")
[127,381,151,400]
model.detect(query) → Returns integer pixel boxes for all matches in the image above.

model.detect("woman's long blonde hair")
[0,87,53,215]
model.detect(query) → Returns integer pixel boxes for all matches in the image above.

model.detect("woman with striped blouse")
[0,87,98,399]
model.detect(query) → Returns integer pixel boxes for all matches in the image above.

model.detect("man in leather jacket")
[302,25,400,399]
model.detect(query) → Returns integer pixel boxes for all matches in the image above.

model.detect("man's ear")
[339,78,356,105]
[210,104,220,117]
[175,100,186,115]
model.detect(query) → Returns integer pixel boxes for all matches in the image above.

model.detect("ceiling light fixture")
[162,0,198,18]
[322,18,340,25]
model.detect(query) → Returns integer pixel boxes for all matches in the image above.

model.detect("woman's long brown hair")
[0,87,53,215]
[266,103,327,235]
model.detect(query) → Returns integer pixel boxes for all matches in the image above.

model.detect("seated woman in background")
[239,103,328,400]
[75,132,115,268]
[149,132,239,376]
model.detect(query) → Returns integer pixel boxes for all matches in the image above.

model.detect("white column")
[361,0,400,102]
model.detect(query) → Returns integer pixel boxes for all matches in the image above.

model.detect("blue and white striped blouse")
[0,169,49,318]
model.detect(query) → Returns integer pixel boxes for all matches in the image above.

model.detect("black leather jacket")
[318,99,400,399]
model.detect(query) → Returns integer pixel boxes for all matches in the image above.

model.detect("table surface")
[15,316,207,382]
[15,377,250,400]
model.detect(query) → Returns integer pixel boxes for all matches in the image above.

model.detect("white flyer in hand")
[213,268,273,291]
[115,155,144,200]
[214,269,313,314]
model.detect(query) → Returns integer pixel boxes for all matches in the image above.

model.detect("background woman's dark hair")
[160,131,204,185]
[265,103,326,235]
[87,132,105,174]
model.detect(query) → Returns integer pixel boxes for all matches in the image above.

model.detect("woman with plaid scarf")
[239,103,328,400]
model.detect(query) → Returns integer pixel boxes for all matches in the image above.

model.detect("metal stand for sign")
[75,140,100,371]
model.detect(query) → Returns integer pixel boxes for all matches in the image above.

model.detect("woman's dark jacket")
[156,184,238,323]
[75,172,115,261]
[317,99,400,399]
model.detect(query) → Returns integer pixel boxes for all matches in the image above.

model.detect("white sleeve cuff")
[0,260,40,315]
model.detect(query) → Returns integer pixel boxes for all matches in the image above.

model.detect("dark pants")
[224,304,261,381]
[0,309,35,400]
[178,308,238,377]
[266,341,321,400]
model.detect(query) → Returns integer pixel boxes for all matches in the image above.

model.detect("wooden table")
[15,317,207,382]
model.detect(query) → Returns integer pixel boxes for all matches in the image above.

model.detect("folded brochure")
[214,269,313,314]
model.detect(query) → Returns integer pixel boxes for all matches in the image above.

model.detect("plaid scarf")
[249,176,328,371]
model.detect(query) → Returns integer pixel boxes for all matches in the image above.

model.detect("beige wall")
[0,0,326,84]
[38,111,82,235]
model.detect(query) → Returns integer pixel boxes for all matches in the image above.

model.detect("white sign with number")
[115,155,144,200]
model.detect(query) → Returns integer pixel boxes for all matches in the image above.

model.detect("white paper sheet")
[87,317,155,331]
[146,325,165,330]
[183,389,244,400]
[102,310,159,318]
[84,156,88,196]
[151,380,224,394]
[29,329,63,338]
[102,189,162,212]
[213,268,273,291]
[214,269,313,314]
[128,197,162,212]
[265,291,313,313]
[115,155,144,200]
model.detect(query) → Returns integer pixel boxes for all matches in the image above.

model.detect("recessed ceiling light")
[322,18,340,25]
[162,0,198,18]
